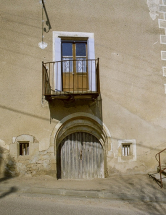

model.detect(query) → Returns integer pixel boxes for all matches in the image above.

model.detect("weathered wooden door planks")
[57,132,104,179]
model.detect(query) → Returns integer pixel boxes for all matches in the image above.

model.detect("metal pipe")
[42,0,52,31]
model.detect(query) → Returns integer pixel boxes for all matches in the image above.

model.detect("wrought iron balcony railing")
[42,58,100,100]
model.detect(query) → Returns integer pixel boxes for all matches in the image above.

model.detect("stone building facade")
[0,0,166,178]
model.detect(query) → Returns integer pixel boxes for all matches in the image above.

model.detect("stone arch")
[50,112,111,177]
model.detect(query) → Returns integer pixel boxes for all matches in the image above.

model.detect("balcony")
[42,58,100,101]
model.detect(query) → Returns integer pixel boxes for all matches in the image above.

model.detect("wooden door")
[62,42,88,92]
[57,132,104,179]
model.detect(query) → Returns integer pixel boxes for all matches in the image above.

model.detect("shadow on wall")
[0,146,18,181]
[48,94,103,122]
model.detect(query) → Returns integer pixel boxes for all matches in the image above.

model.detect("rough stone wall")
[0,145,56,177]
[0,146,18,177]
[16,149,56,176]
[8,134,56,177]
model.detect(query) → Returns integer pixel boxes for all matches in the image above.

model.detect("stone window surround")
[53,31,94,61]
[10,134,39,158]
[52,31,96,91]
[118,139,136,162]
[15,135,33,157]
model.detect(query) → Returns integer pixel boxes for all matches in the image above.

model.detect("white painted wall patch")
[164,84,166,93]
[161,51,166,60]
[147,0,159,20]
[162,67,166,76]
[160,35,166,44]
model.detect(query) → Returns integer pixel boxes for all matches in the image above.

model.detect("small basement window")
[118,139,136,162]
[122,144,131,156]
[19,142,29,156]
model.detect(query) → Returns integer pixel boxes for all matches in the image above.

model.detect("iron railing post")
[97,58,100,94]
[155,148,166,188]
[159,153,162,187]
[42,61,44,98]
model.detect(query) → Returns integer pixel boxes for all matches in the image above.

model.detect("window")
[61,40,88,91]
[53,31,96,92]
[62,41,87,73]
[118,139,137,162]
[122,143,131,156]
[19,142,29,156]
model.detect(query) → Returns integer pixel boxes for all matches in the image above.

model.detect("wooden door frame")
[57,132,104,179]
[50,112,112,179]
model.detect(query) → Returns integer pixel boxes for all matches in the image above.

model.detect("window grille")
[19,143,29,155]
[122,144,130,156]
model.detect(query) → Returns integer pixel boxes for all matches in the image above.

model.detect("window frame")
[61,40,88,74]
[53,31,96,92]
[118,139,137,162]
[122,143,131,157]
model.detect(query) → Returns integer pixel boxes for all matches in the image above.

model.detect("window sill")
[121,155,134,161]
[18,155,30,160]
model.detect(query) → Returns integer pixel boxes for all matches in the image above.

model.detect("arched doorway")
[57,132,104,179]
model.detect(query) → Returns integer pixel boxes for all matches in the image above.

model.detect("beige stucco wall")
[0,0,166,177]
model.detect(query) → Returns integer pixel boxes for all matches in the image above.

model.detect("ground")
[0,174,166,214]
[0,192,166,215]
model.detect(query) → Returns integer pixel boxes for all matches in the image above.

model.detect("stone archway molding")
[50,112,111,153]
